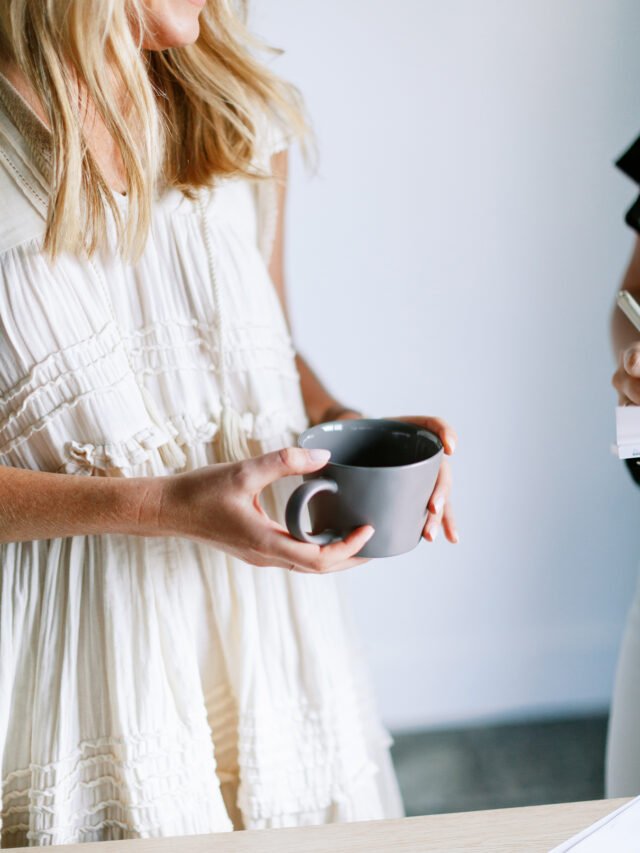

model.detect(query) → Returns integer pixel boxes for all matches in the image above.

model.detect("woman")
[0,0,457,845]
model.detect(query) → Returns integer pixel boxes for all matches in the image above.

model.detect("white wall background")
[251,0,640,730]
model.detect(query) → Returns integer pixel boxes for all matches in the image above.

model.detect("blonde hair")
[0,0,310,258]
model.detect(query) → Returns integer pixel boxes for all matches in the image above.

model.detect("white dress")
[0,76,404,846]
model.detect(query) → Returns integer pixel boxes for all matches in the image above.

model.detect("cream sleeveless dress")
[0,76,403,846]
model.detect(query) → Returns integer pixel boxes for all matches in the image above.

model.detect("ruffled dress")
[0,73,404,846]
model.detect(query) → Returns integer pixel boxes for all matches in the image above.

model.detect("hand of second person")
[383,414,458,544]
[141,448,374,574]
[612,343,640,404]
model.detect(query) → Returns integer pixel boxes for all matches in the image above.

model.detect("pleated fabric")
[0,74,404,846]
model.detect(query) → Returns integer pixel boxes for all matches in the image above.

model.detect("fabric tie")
[198,191,252,463]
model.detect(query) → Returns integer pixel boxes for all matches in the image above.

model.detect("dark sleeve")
[625,458,640,487]
[616,134,640,233]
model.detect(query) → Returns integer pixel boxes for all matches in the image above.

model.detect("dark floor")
[391,713,608,817]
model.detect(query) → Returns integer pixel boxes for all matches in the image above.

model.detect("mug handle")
[285,477,343,545]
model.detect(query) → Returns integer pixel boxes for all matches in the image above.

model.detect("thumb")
[243,446,331,491]
[624,344,640,378]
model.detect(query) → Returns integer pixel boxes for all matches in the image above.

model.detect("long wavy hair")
[0,0,310,258]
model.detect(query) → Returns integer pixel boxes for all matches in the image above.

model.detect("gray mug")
[285,418,443,558]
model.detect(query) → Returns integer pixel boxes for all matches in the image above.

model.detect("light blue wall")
[252,0,640,729]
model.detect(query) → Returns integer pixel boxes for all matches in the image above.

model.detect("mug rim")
[297,417,444,471]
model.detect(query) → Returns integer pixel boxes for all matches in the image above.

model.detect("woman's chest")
[0,181,289,382]
[0,180,300,473]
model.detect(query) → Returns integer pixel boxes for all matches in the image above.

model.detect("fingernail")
[308,448,331,463]
[362,526,375,541]
[427,525,439,542]
[451,530,459,543]
[447,438,456,454]
[433,497,445,515]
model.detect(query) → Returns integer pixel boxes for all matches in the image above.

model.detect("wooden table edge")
[6,797,632,852]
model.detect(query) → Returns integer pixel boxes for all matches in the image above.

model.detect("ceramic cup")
[285,418,444,558]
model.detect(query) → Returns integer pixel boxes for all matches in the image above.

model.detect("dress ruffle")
[235,694,391,823]
[1,721,233,846]
[61,408,310,475]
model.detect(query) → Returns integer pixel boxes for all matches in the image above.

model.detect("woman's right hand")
[145,447,375,574]
[613,343,640,404]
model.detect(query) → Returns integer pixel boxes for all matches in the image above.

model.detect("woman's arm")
[0,466,151,541]
[268,150,362,426]
[0,455,375,571]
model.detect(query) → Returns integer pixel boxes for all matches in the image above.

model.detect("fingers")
[423,461,458,544]
[293,555,371,574]
[257,521,375,573]
[624,344,640,378]
[442,504,459,544]
[613,364,640,405]
[423,461,450,542]
[612,346,640,405]
[240,446,331,492]
[388,415,457,455]
[423,500,458,544]
[427,460,451,516]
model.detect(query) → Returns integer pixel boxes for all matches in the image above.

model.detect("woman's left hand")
[386,415,457,543]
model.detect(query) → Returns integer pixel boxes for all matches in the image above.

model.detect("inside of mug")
[299,420,442,468]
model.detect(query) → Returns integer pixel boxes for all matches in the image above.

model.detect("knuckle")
[232,461,252,491]
[277,447,298,471]
[311,554,329,573]
[321,550,339,571]
[625,348,640,372]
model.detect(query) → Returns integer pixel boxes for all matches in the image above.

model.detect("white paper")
[615,405,640,459]
[549,796,640,852]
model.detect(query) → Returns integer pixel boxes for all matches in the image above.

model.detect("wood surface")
[7,798,629,853]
